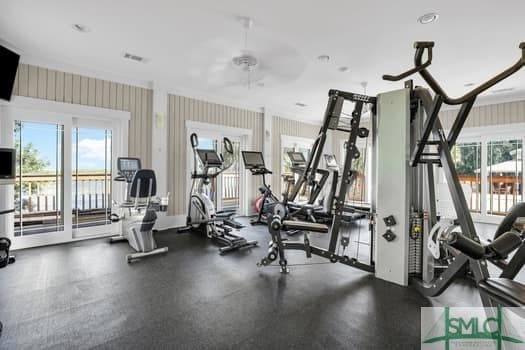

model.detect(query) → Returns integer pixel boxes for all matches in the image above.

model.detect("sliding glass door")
[72,126,113,234]
[4,99,128,249]
[14,121,64,236]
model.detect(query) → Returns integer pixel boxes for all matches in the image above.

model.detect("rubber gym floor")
[0,219,513,350]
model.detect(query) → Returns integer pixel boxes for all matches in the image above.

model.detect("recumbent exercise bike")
[110,157,169,262]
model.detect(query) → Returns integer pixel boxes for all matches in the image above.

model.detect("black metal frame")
[241,151,279,226]
[384,41,525,307]
[258,90,376,273]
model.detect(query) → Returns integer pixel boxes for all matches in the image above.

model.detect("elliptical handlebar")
[383,41,525,105]
[223,137,233,154]
[190,133,199,149]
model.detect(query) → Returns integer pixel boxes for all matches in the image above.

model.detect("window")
[451,142,482,213]
[280,136,314,202]
[486,139,522,216]
[342,137,372,205]
[442,127,525,222]
[2,97,129,249]
[72,127,113,229]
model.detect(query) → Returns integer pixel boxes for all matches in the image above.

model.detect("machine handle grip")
[384,41,525,105]
[486,231,522,259]
[190,133,199,148]
[223,137,233,154]
[382,42,433,81]
[445,231,485,259]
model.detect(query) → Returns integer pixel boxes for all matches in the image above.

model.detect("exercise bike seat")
[479,278,525,307]
[282,220,329,234]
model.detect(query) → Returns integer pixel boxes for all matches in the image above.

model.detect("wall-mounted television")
[0,148,16,185]
[0,45,20,102]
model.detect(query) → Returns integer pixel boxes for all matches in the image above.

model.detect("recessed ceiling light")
[338,66,350,72]
[464,83,475,87]
[418,13,439,24]
[296,102,307,107]
[317,55,330,62]
[491,87,515,94]
[72,24,91,33]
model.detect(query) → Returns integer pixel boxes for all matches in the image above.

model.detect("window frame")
[0,96,129,249]
[442,123,525,224]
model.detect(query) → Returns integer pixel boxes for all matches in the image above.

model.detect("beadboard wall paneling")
[167,94,263,215]
[439,100,525,129]
[12,63,152,167]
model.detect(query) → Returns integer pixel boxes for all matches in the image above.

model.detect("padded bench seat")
[287,202,324,212]
[282,220,329,233]
[479,278,525,307]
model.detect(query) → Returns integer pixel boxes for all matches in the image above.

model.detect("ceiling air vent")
[122,52,148,63]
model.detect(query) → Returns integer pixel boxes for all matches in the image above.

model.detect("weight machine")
[0,148,16,337]
[258,90,377,273]
[381,41,525,306]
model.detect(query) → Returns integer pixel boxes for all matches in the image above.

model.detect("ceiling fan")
[190,16,306,90]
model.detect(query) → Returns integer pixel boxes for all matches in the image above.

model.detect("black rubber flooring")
[0,218,498,349]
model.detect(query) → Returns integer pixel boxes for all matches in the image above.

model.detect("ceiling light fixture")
[296,102,307,107]
[317,55,330,62]
[339,66,350,72]
[418,13,439,24]
[231,16,258,89]
[72,24,91,33]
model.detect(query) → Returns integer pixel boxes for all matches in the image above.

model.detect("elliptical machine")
[182,133,258,254]
[110,157,169,262]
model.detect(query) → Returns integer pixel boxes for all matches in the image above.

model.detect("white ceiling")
[1,0,525,122]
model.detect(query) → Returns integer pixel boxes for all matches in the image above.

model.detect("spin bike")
[181,133,258,254]
[241,151,279,225]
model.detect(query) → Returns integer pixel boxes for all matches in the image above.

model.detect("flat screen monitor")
[242,151,265,169]
[197,149,222,166]
[287,151,306,165]
[0,45,20,101]
[118,157,141,172]
[0,148,16,184]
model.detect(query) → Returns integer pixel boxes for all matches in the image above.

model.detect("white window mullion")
[63,120,73,238]
[480,139,488,217]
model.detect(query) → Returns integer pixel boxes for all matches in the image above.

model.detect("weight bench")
[446,230,525,307]
[281,220,329,233]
